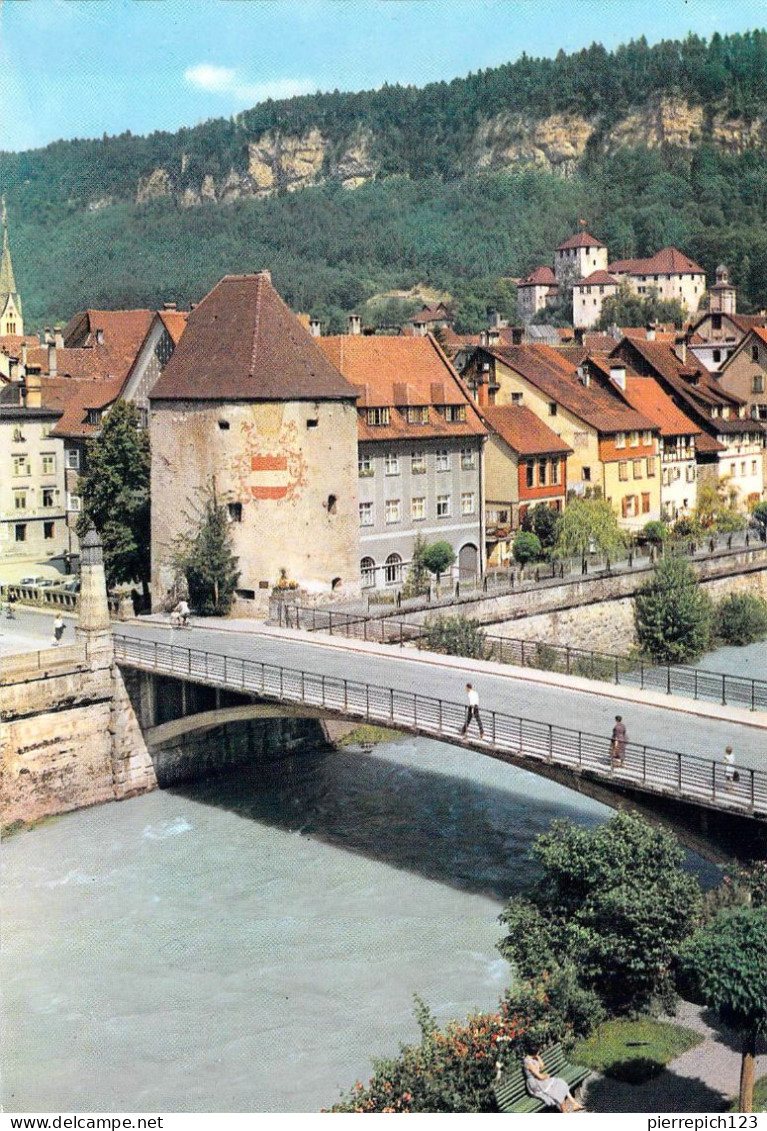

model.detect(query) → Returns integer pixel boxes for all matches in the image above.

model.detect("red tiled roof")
[574,271,619,287]
[482,343,657,434]
[621,326,677,342]
[151,273,358,402]
[62,309,154,380]
[619,376,701,439]
[158,308,188,345]
[518,266,557,287]
[609,247,705,276]
[318,333,486,442]
[409,302,452,325]
[731,313,767,333]
[581,333,617,352]
[0,334,39,356]
[43,376,124,439]
[483,405,572,457]
[556,232,606,250]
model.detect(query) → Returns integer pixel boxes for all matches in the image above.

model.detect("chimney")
[95,328,104,346]
[347,313,361,336]
[54,325,64,348]
[488,327,500,345]
[25,370,42,409]
[258,269,272,284]
[479,330,488,346]
[21,342,27,366]
[574,327,585,345]
[309,318,321,338]
[44,326,52,344]
[645,322,656,342]
[163,302,177,310]
[675,340,687,366]
[511,326,524,345]
[48,343,58,377]
[609,363,626,391]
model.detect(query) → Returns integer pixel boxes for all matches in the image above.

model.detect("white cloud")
[184,65,315,105]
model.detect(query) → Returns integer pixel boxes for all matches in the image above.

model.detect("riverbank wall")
[379,546,767,652]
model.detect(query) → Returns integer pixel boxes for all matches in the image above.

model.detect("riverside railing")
[113,633,767,819]
[362,527,765,616]
[275,604,767,713]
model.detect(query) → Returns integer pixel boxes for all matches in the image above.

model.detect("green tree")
[513,530,542,565]
[751,501,767,539]
[679,908,767,1112]
[641,519,667,545]
[402,533,431,598]
[420,614,487,660]
[522,502,559,550]
[173,485,240,615]
[419,540,457,583]
[634,552,712,662]
[713,593,767,646]
[76,400,151,598]
[554,498,626,565]
[597,281,687,329]
[498,812,703,1014]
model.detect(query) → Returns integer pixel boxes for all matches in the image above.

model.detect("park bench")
[493,1042,591,1113]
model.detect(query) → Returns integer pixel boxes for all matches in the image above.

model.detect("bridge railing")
[275,604,767,713]
[113,633,767,819]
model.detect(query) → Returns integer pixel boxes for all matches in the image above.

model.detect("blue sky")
[0,0,764,152]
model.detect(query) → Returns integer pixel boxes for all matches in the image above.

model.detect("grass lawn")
[574,1019,704,1085]
[337,724,403,747]
[729,1075,767,1113]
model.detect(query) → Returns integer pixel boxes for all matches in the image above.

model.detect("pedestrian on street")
[461,683,484,739]
[610,715,627,768]
[52,614,65,646]
[724,746,737,791]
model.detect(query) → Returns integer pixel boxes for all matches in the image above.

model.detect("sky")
[0,0,765,152]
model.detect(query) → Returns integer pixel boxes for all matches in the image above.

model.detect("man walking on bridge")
[610,715,627,768]
[461,683,484,739]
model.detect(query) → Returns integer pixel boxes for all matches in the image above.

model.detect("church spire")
[0,198,23,335]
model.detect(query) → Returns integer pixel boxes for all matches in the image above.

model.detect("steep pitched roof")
[590,364,701,439]
[608,247,705,276]
[557,231,606,250]
[574,271,619,287]
[61,308,155,381]
[518,266,557,287]
[157,308,188,345]
[409,302,453,325]
[483,405,572,457]
[45,376,124,439]
[0,200,21,316]
[318,333,486,442]
[151,273,358,402]
[481,343,656,434]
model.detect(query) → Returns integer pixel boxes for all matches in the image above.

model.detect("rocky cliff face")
[135,128,378,207]
[471,96,765,177]
[132,96,764,206]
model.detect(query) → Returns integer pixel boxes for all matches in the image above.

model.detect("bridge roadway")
[116,619,767,820]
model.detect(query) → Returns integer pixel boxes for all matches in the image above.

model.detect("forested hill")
[2,31,767,329]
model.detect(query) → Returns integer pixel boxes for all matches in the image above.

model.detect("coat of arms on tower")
[230,419,308,504]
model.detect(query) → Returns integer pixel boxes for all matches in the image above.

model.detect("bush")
[713,593,767,646]
[642,520,667,545]
[498,812,703,1014]
[634,552,712,663]
[751,502,767,538]
[513,531,542,565]
[420,614,488,660]
[420,541,456,580]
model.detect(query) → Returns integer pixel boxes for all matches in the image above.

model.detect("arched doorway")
[458,542,478,580]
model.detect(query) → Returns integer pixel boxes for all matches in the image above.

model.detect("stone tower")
[708,264,737,316]
[76,528,112,652]
[0,199,24,337]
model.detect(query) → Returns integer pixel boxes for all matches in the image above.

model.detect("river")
[1,726,721,1113]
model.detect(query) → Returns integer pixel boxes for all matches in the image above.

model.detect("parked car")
[19,576,37,586]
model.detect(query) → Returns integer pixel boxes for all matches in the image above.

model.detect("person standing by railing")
[52,613,66,646]
[724,746,737,791]
[461,683,484,739]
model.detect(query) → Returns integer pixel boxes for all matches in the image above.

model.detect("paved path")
[116,616,767,774]
[584,1001,767,1113]
[0,607,77,655]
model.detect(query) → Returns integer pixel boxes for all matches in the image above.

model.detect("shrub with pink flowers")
[328,974,600,1113]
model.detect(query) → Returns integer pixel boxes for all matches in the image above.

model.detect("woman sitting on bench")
[522,1049,583,1113]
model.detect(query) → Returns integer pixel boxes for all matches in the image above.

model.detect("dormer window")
[444,405,466,423]
[366,407,390,426]
[404,406,428,424]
